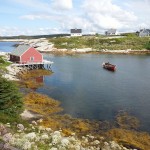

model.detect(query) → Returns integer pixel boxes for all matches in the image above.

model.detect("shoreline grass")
[48,36,150,51]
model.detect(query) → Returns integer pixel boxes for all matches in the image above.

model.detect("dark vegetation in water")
[115,111,140,130]
[12,43,20,47]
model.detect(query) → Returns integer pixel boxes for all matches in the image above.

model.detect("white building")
[105,29,117,36]
[70,29,82,36]
[139,29,150,37]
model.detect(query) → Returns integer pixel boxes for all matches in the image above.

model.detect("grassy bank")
[48,35,150,51]
[0,56,11,74]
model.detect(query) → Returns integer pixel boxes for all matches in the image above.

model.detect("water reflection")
[31,76,44,91]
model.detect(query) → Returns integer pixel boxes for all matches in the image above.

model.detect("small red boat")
[102,62,116,71]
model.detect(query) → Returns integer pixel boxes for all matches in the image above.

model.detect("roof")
[107,29,117,34]
[11,45,31,56]
[71,29,82,33]
[140,29,150,33]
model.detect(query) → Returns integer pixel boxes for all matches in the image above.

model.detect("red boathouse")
[10,45,43,64]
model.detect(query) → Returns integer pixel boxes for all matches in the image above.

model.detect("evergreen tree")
[0,77,23,116]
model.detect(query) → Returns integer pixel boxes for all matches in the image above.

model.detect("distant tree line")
[0,34,70,39]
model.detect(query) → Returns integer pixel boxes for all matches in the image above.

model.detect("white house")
[70,29,82,36]
[139,29,150,37]
[105,29,117,36]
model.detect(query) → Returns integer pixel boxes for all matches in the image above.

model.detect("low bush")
[145,41,150,50]
[0,56,11,75]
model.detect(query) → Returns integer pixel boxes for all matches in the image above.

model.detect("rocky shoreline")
[24,38,150,54]
[0,121,136,150]
[0,52,24,81]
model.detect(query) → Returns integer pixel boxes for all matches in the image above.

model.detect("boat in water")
[102,62,116,71]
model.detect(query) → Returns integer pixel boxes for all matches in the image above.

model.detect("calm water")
[39,54,150,132]
[1,42,150,132]
[0,41,19,52]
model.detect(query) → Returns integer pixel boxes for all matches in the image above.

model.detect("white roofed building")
[105,29,117,36]
[70,29,82,36]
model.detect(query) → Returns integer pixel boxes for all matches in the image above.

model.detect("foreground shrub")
[145,41,150,50]
[0,56,11,75]
[0,77,23,116]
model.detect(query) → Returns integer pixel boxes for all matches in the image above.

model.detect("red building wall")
[21,47,43,63]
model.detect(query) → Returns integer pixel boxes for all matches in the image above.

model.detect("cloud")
[51,0,73,10]
[81,0,137,31]
[0,26,22,36]
[0,26,61,36]
[18,0,138,33]
[20,14,52,20]
[1,0,150,36]
[124,0,150,29]
[53,0,138,34]
[38,27,61,34]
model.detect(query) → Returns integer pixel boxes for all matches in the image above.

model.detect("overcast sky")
[0,0,150,36]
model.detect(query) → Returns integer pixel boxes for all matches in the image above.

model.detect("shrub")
[145,42,150,50]
[0,77,23,116]
[48,36,150,50]
[0,56,5,64]
[0,56,11,75]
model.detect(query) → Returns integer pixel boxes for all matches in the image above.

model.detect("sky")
[0,0,150,36]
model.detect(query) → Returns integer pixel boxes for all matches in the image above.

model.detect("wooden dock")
[11,60,53,70]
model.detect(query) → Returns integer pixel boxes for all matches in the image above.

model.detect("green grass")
[145,42,150,50]
[0,56,11,74]
[0,112,28,125]
[48,36,150,51]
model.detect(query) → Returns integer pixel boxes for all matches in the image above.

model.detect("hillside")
[48,35,150,51]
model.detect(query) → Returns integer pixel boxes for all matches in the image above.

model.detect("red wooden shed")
[10,45,43,64]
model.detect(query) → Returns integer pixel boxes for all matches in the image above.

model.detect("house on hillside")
[139,29,150,37]
[10,45,43,64]
[105,29,117,36]
[70,29,82,36]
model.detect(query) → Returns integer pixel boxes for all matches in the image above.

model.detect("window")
[30,57,34,61]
